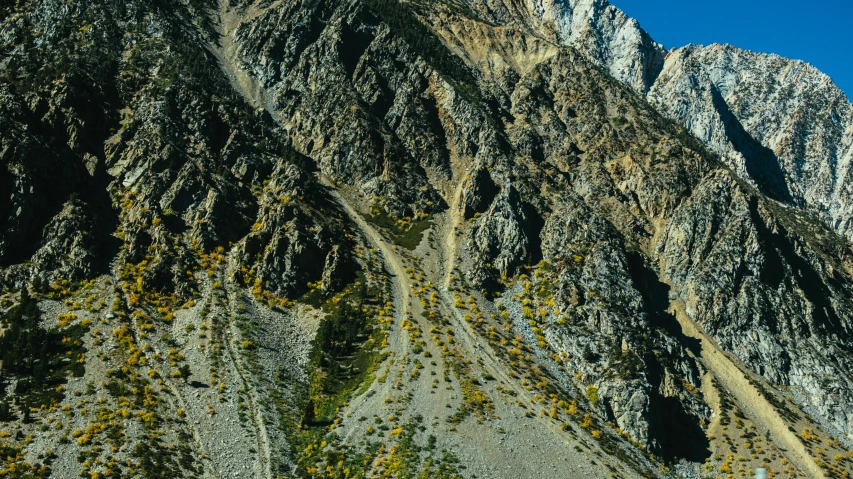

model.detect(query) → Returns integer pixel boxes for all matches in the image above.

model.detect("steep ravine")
[316,175,652,478]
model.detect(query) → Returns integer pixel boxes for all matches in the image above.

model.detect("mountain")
[1,0,852,478]
[517,0,853,240]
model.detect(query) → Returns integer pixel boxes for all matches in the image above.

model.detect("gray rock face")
[467,184,531,285]
[658,170,853,440]
[0,0,353,298]
[30,199,99,280]
[540,197,710,456]
[648,45,853,240]
[233,162,355,297]
[459,0,853,444]
[476,0,853,244]
[458,0,665,93]
[525,0,666,93]
[232,0,445,216]
[462,168,500,220]
[543,197,658,444]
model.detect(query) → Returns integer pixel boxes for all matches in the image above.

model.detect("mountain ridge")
[508,0,853,241]
[1,0,853,478]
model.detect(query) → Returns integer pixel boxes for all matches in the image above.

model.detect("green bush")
[0,289,87,406]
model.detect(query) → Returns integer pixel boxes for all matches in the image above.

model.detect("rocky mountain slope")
[1,0,853,478]
[482,0,853,242]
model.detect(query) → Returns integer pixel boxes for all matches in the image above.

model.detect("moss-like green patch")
[0,290,87,411]
[368,205,432,250]
[303,274,387,425]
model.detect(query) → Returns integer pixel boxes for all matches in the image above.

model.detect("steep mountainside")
[473,0,853,242]
[1,0,853,478]
[648,44,853,237]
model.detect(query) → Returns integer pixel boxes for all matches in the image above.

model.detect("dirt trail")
[318,174,534,412]
[321,176,566,437]
[224,287,273,479]
[426,174,653,477]
[204,8,643,472]
[442,171,468,291]
[317,176,411,323]
[433,179,572,437]
[433,168,518,396]
[125,296,220,479]
[315,175,423,441]
[668,299,823,478]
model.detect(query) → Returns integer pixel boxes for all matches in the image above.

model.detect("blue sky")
[611,0,853,99]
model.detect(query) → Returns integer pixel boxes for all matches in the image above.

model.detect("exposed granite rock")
[232,0,447,216]
[540,196,710,458]
[0,0,353,298]
[525,0,666,93]
[466,184,531,286]
[30,199,100,280]
[232,162,355,298]
[466,0,853,245]
[658,169,853,441]
[461,168,500,220]
[648,44,853,240]
[451,0,853,444]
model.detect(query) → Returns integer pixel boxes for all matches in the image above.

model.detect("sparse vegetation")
[0,289,86,408]
[368,202,433,250]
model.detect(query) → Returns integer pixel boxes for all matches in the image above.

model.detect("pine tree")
[302,398,316,426]
[31,276,43,294]
[0,288,49,376]
[178,364,191,383]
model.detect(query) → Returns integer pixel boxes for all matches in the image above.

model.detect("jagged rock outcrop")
[648,44,853,240]
[453,0,853,444]
[658,169,853,440]
[30,199,100,280]
[539,196,711,459]
[452,0,665,93]
[461,168,500,220]
[233,162,355,297]
[466,184,531,285]
[0,75,115,279]
[468,0,853,245]
[526,0,666,93]
[232,0,448,216]
[0,0,353,298]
